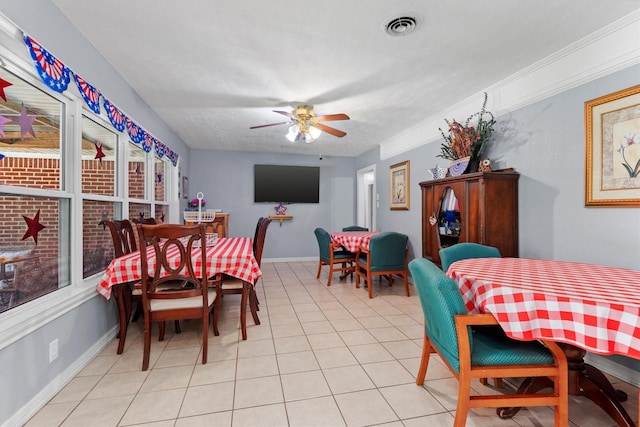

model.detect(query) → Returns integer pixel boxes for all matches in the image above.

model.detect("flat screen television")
[254,164,320,203]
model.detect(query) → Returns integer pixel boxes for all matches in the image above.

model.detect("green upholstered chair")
[314,227,356,286]
[342,225,369,231]
[439,242,501,272]
[354,231,409,298]
[408,258,568,427]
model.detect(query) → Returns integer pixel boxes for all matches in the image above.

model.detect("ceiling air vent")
[384,16,419,36]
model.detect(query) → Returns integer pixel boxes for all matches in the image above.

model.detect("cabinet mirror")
[437,187,461,248]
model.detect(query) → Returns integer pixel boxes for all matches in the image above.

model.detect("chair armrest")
[454,313,499,369]
[330,242,342,250]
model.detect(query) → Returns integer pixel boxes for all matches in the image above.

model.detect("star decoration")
[22,209,46,244]
[275,203,287,215]
[13,104,36,139]
[156,172,163,184]
[135,163,141,175]
[0,115,12,138]
[160,212,165,223]
[95,143,105,162]
[0,78,12,102]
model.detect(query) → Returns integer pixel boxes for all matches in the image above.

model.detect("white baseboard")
[2,325,118,427]
[585,353,640,388]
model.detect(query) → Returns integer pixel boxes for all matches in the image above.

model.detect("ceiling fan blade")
[273,110,295,119]
[249,121,289,129]
[314,113,350,122]
[312,122,347,138]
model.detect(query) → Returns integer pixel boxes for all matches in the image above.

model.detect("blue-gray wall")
[0,1,638,424]
[188,150,356,259]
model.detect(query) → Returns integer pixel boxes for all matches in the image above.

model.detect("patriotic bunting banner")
[126,117,145,144]
[154,138,166,158]
[103,98,126,132]
[23,34,179,167]
[141,131,152,152]
[24,35,71,93]
[73,74,100,114]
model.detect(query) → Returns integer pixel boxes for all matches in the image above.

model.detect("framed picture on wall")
[182,176,189,199]
[585,84,640,207]
[389,160,410,210]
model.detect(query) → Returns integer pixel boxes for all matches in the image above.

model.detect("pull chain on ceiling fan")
[250,105,349,143]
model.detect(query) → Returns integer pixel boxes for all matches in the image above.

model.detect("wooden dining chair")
[408,258,568,427]
[105,219,139,354]
[216,217,271,340]
[314,227,356,286]
[137,223,220,371]
[354,231,409,298]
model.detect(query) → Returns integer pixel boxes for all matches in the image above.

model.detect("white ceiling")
[52,0,639,158]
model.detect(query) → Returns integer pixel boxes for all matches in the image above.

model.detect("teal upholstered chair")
[408,258,568,427]
[355,231,409,298]
[342,225,369,231]
[314,227,356,286]
[440,242,501,272]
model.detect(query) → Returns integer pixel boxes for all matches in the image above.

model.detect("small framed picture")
[389,160,410,210]
[182,176,189,199]
[585,84,640,207]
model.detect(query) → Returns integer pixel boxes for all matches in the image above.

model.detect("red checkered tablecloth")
[447,257,640,359]
[97,237,261,300]
[330,231,381,253]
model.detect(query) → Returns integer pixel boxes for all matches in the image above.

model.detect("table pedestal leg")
[497,343,635,427]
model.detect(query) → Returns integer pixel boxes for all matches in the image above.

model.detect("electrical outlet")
[49,339,58,363]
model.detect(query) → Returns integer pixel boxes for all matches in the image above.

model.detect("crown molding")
[380,10,640,160]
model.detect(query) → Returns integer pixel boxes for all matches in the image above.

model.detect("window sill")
[0,276,103,351]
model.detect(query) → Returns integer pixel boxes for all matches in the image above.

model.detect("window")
[0,62,73,312]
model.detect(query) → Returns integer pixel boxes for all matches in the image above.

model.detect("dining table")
[447,257,640,427]
[97,237,262,352]
[330,230,381,253]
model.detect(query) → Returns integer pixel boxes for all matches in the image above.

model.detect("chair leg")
[367,270,373,299]
[201,311,208,365]
[142,317,152,371]
[316,260,323,278]
[113,283,131,355]
[249,286,261,325]
[212,296,220,336]
[240,285,249,340]
[416,333,432,385]
[454,373,472,427]
[403,273,410,297]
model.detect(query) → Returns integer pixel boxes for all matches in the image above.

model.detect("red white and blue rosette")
[24,35,71,93]
[103,97,126,132]
[73,73,100,114]
[154,138,166,158]
[166,148,179,166]
[141,131,153,152]
[126,117,145,144]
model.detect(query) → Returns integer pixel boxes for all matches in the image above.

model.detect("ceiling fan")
[250,105,350,143]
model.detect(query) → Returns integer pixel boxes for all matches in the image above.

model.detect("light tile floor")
[26,261,639,426]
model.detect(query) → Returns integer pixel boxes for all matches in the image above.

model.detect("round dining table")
[447,257,640,427]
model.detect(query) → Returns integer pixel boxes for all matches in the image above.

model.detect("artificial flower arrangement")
[437,92,496,162]
[188,198,205,209]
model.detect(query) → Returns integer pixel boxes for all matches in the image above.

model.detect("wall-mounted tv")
[254,164,320,203]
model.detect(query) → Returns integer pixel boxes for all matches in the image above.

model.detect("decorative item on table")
[437,92,495,174]
[428,164,447,180]
[447,157,470,177]
[274,202,287,215]
[183,192,216,222]
[479,158,492,172]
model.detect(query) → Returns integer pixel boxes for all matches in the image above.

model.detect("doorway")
[357,164,376,231]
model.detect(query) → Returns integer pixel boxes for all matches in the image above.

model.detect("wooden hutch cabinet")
[419,169,519,266]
